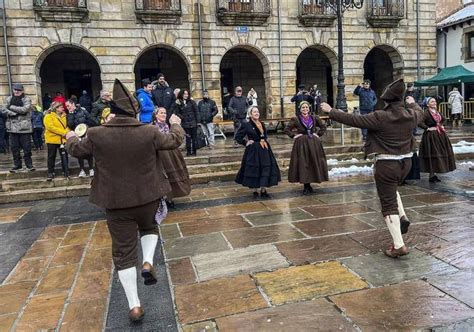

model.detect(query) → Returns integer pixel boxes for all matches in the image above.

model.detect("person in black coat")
[235,106,281,198]
[79,90,92,113]
[172,89,200,156]
[197,90,218,148]
[65,99,94,177]
[0,112,7,154]
[152,73,176,122]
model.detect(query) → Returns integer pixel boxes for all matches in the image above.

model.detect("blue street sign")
[235,26,249,33]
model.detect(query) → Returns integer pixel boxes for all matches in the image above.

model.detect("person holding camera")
[291,84,314,116]
[354,79,377,141]
[44,101,70,181]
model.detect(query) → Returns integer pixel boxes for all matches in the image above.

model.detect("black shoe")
[26,166,35,172]
[166,200,175,209]
[253,191,259,199]
[434,176,441,182]
[186,152,192,156]
[260,190,270,199]
[9,166,22,173]
[429,176,441,183]
[400,216,411,234]
[46,173,54,181]
[141,262,158,286]
[307,184,314,193]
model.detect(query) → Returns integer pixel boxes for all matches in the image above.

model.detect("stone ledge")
[135,9,182,24]
[34,7,89,22]
[216,11,270,26]
[367,15,403,28]
[297,14,336,27]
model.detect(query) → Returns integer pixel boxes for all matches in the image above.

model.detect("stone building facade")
[0,0,437,118]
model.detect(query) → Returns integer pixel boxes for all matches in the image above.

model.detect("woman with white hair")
[448,87,463,127]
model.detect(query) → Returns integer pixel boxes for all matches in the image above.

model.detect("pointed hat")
[110,79,139,116]
[380,78,405,102]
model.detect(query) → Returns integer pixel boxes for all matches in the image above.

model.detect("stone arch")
[364,44,404,108]
[295,44,338,108]
[133,44,192,92]
[35,43,103,106]
[219,44,272,118]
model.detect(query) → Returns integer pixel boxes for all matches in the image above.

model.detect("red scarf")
[429,108,446,134]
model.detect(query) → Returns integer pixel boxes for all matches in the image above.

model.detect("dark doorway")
[220,48,267,118]
[364,47,394,109]
[39,47,102,105]
[134,47,190,92]
[296,47,334,106]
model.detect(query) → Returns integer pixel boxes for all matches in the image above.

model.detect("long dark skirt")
[404,152,421,180]
[288,135,328,184]
[419,131,456,174]
[235,142,281,189]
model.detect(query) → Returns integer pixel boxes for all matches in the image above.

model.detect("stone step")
[0,159,375,204]
[3,152,474,204]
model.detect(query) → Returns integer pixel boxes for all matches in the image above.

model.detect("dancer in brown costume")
[321,79,424,258]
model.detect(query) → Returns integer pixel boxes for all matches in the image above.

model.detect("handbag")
[195,125,209,150]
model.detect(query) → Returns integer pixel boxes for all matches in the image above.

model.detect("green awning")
[414,65,474,86]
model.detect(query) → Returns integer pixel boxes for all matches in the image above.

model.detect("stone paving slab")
[183,321,218,332]
[353,209,437,228]
[244,209,313,226]
[254,261,368,305]
[167,258,197,285]
[0,206,31,224]
[314,190,375,204]
[302,202,374,218]
[412,202,474,220]
[163,233,230,259]
[416,235,474,269]
[433,318,474,332]
[276,235,370,265]
[428,269,474,308]
[215,299,357,331]
[192,244,289,281]
[179,216,251,236]
[330,280,474,331]
[340,249,458,286]
[292,216,374,237]
[223,224,306,248]
[260,196,325,211]
[174,275,268,324]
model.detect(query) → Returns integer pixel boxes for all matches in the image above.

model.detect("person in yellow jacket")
[44,101,71,181]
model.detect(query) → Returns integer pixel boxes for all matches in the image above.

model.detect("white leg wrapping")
[385,214,405,249]
[396,191,406,218]
[141,234,158,266]
[118,267,140,310]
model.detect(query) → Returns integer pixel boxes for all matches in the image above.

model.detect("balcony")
[298,1,336,27]
[135,0,182,24]
[33,0,89,22]
[367,0,404,28]
[216,0,271,26]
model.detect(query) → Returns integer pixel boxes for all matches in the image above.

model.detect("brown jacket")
[329,101,424,156]
[284,115,327,138]
[66,116,185,209]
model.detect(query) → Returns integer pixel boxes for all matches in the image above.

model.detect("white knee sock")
[396,191,406,218]
[118,267,140,310]
[385,215,405,249]
[141,234,158,266]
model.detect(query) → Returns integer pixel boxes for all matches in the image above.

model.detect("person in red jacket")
[52,91,66,107]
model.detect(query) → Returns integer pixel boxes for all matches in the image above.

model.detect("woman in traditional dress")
[284,101,328,194]
[235,106,281,199]
[418,97,456,183]
[153,107,191,207]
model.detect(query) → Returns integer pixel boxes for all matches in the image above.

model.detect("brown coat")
[66,116,185,209]
[329,102,424,156]
[283,115,326,138]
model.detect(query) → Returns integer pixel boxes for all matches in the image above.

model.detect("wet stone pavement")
[0,169,473,331]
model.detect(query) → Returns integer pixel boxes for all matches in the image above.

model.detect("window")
[468,32,474,59]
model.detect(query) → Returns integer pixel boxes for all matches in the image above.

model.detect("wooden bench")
[213,118,234,140]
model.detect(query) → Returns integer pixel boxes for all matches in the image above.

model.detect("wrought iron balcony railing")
[216,0,271,26]
[135,0,182,24]
[34,0,86,7]
[33,0,88,22]
[298,0,336,27]
[367,0,404,27]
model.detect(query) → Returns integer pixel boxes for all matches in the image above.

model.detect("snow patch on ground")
[329,165,373,177]
[452,140,474,154]
[327,157,360,165]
